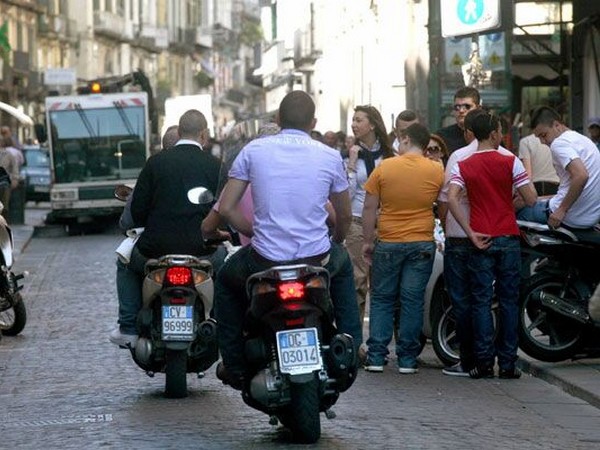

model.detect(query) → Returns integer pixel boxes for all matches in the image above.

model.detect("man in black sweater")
[436,86,481,154]
[109,109,222,347]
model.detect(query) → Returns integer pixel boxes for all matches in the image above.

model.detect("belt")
[544,200,552,218]
[446,237,471,245]
[250,248,330,267]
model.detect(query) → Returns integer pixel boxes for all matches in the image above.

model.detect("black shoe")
[216,362,244,390]
[499,367,522,379]
[469,365,494,379]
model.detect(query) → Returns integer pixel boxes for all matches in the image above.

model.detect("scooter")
[517,220,600,362]
[240,263,358,444]
[0,172,26,340]
[113,185,219,398]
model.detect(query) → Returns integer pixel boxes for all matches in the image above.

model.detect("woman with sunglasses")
[425,134,449,167]
[345,105,394,325]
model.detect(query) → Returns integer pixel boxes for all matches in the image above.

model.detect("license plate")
[34,186,49,192]
[162,305,194,341]
[276,327,322,375]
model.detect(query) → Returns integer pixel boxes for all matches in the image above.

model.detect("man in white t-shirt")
[517,106,600,229]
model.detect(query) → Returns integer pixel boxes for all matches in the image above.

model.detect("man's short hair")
[469,112,500,141]
[454,86,481,105]
[162,125,179,149]
[396,109,418,126]
[178,109,208,138]
[530,106,561,129]
[400,123,430,150]
[278,91,315,130]
[463,108,488,132]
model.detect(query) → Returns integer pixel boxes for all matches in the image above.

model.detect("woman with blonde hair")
[345,105,394,325]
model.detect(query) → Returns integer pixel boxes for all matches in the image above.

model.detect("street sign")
[44,68,76,86]
[441,0,501,38]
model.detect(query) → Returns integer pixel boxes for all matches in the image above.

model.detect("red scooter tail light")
[165,267,192,285]
[278,282,305,301]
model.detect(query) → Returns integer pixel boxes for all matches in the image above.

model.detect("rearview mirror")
[187,187,215,205]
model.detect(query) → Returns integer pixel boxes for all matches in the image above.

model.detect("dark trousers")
[444,238,476,370]
[214,242,363,377]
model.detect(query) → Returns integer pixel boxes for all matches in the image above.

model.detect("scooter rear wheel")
[164,349,188,398]
[518,273,584,362]
[285,377,321,444]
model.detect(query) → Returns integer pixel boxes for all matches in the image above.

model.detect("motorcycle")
[517,220,600,362]
[0,172,27,340]
[114,185,219,398]
[196,120,359,443]
[240,263,358,444]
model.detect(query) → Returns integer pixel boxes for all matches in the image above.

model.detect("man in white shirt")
[517,106,600,229]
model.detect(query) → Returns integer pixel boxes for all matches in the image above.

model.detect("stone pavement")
[9,205,600,412]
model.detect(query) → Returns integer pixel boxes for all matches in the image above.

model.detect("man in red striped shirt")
[447,112,537,379]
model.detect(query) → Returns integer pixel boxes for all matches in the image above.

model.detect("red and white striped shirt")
[450,149,529,237]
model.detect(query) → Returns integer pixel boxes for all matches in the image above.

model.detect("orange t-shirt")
[364,153,444,242]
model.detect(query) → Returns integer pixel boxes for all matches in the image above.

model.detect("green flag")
[0,22,11,56]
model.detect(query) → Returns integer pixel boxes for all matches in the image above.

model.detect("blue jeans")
[468,236,521,370]
[443,239,475,370]
[517,199,549,224]
[214,242,362,377]
[367,241,435,368]
[116,244,226,334]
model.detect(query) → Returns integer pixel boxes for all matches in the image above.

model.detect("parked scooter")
[0,170,26,340]
[113,185,219,398]
[517,220,600,362]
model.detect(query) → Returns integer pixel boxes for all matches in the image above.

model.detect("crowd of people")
[107,85,600,384]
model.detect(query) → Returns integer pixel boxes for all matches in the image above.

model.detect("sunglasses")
[453,103,474,112]
[426,146,442,154]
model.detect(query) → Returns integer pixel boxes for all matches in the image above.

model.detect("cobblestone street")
[1,230,600,449]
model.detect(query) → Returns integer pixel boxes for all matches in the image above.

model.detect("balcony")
[195,26,213,49]
[169,27,195,54]
[293,29,321,67]
[38,14,66,37]
[94,10,129,41]
[134,24,169,52]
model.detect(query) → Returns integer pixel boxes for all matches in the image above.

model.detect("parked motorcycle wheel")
[285,378,321,444]
[430,285,460,366]
[518,273,584,362]
[164,349,188,398]
[0,292,26,336]
[431,303,460,367]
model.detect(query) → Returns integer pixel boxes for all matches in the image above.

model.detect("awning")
[0,101,34,126]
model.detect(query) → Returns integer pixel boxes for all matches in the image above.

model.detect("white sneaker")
[364,365,384,373]
[109,328,138,348]
[398,367,418,374]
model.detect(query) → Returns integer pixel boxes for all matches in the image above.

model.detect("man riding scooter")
[109,110,223,346]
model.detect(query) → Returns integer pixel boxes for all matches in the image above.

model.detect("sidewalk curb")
[519,358,600,409]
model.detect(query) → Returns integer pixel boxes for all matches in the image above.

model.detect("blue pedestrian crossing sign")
[458,0,483,25]
[441,0,501,38]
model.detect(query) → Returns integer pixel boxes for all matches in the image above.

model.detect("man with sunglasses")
[436,86,481,154]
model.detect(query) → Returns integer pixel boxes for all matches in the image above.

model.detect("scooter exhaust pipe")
[536,291,589,324]
[198,318,217,339]
[328,333,356,371]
